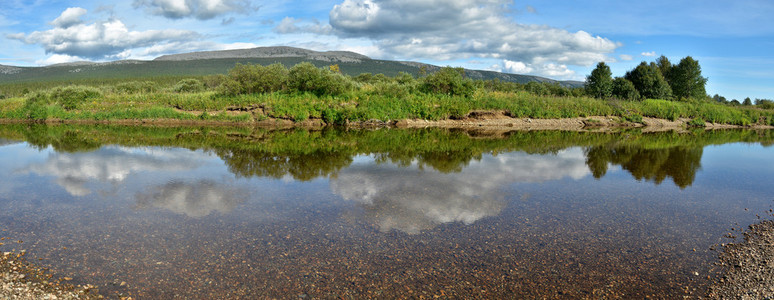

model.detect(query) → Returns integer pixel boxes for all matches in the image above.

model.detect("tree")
[585,62,613,99]
[743,97,752,106]
[625,62,672,99]
[670,56,707,100]
[655,55,673,85]
[611,77,640,100]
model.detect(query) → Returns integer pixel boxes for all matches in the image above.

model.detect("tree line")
[586,55,772,107]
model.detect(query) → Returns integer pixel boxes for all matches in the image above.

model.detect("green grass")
[1,64,773,126]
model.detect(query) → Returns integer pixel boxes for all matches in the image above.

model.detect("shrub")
[50,86,102,110]
[622,113,643,123]
[421,67,475,97]
[24,92,50,121]
[114,81,158,94]
[174,79,205,93]
[524,81,550,96]
[287,62,353,96]
[687,118,706,127]
[221,63,288,95]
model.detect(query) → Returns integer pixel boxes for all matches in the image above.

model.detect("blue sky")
[1,0,773,101]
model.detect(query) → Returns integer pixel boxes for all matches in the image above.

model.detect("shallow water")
[1,125,773,298]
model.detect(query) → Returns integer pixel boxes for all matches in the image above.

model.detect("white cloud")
[8,8,201,60]
[136,180,245,217]
[133,0,256,20]
[18,146,206,196]
[35,54,84,65]
[619,54,633,61]
[273,17,332,35]
[50,7,87,28]
[498,60,576,79]
[331,149,591,234]
[641,51,657,57]
[325,0,619,71]
[503,60,533,74]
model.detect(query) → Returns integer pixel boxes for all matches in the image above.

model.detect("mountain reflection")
[331,149,590,234]
[18,147,206,196]
[135,180,245,217]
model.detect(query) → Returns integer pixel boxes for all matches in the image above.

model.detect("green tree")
[421,67,475,97]
[611,77,640,100]
[743,97,753,106]
[625,62,672,100]
[670,56,707,100]
[585,62,613,99]
[655,55,673,81]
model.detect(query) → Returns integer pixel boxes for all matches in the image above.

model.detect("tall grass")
[1,63,772,126]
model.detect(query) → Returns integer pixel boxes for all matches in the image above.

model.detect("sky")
[1,0,773,101]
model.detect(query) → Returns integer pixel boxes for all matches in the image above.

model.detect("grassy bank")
[1,63,773,127]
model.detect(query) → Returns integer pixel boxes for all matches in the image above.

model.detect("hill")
[0,46,582,88]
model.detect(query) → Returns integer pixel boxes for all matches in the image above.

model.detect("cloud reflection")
[135,180,245,217]
[19,146,206,196]
[331,149,590,234]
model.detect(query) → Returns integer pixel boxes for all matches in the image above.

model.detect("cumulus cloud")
[9,8,200,60]
[133,0,255,20]
[136,180,245,217]
[331,149,590,234]
[50,7,87,28]
[322,0,619,77]
[18,146,206,196]
[641,51,656,57]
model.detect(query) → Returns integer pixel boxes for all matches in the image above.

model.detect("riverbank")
[709,218,774,298]
[1,112,772,132]
[1,250,103,299]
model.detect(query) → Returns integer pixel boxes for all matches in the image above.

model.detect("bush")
[221,63,288,95]
[687,118,706,127]
[24,92,50,121]
[174,79,205,93]
[421,67,475,97]
[622,113,643,123]
[114,81,158,94]
[50,86,102,110]
[524,81,550,96]
[287,62,353,96]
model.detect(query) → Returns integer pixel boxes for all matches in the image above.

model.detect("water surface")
[1,125,773,298]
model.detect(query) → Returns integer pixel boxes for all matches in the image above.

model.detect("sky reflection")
[331,149,590,233]
[17,146,208,196]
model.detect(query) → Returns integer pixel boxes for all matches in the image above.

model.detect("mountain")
[0,47,583,88]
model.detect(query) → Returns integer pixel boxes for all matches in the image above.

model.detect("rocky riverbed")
[708,217,774,299]
[1,248,104,299]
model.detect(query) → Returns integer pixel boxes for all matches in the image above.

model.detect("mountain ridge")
[0,46,583,88]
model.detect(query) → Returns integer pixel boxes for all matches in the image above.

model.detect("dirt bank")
[2,110,772,131]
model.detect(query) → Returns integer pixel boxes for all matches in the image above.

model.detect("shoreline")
[0,112,772,131]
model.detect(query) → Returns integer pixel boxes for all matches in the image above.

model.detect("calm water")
[1,125,773,298]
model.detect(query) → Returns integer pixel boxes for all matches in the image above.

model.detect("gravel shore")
[709,218,774,299]
[1,250,104,299]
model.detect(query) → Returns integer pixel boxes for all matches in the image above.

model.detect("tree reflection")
[585,145,702,188]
